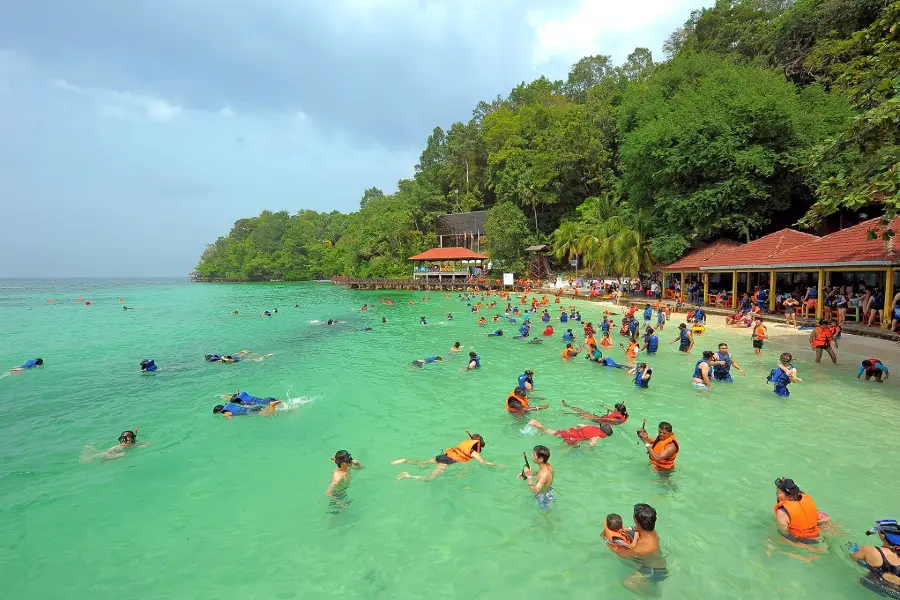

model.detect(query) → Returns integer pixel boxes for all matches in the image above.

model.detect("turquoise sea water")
[1,279,896,599]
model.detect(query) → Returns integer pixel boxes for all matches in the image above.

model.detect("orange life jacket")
[562,347,577,359]
[585,336,597,347]
[649,435,679,470]
[600,337,612,347]
[444,439,481,463]
[626,342,639,358]
[604,527,630,548]
[812,326,832,346]
[506,391,529,413]
[774,494,820,539]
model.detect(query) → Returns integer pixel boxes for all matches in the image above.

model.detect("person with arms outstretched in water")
[561,400,628,425]
[81,428,148,461]
[528,419,613,448]
[392,433,496,481]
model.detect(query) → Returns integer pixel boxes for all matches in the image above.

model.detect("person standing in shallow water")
[621,503,668,592]
[521,445,554,511]
[325,450,364,509]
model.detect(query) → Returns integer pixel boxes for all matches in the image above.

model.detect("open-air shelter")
[662,218,900,327]
[409,247,488,285]
[660,240,742,300]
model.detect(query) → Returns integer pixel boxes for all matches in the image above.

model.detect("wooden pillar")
[883,267,894,329]
[768,270,777,313]
[815,269,825,320]
[680,271,685,300]
[702,273,709,306]
[731,271,738,309]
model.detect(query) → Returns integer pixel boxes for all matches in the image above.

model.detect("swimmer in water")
[325,450,364,509]
[466,352,481,370]
[450,341,462,353]
[81,429,148,461]
[8,358,43,374]
[213,400,281,418]
[393,433,496,481]
[123,306,129,310]
[528,419,613,447]
[412,356,443,367]
[232,310,239,315]
[382,317,388,323]
[420,316,428,325]
[485,329,504,337]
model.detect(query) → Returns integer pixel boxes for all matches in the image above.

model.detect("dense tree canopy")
[197,1,898,280]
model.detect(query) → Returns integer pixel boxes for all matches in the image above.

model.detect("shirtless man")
[521,445,555,512]
[325,450,364,509]
[622,503,668,593]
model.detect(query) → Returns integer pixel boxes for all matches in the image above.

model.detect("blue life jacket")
[739,299,751,312]
[635,367,650,388]
[520,324,529,337]
[647,335,659,353]
[643,308,652,320]
[575,313,582,322]
[695,309,705,323]
[206,354,222,362]
[518,374,533,389]
[425,356,438,363]
[562,331,574,341]
[223,402,251,416]
[628,320,639,335]
[693,359,709,380]
[601,320,610,333]
[21,359,39,369]
[542,313,550,322]
[471,355,481,369]
[768,365,793,386]
[679,330,690,349]
[140,359,157,372]
[657,311,665,324]
[560,313,568,323]
[713,352,731,376]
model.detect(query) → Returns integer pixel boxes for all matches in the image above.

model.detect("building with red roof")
[662,220,899,325]
[409,247,488,284]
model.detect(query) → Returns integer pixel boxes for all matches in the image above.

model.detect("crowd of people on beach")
[9,288,898,596]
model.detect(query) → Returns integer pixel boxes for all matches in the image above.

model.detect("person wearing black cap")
[849,519,900,595]
[774,477,829,544]
[325,450,363,508]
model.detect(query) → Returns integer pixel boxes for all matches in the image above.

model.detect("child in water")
[522,445,555,512]
[325,450,364,509]
[604,513,638,549]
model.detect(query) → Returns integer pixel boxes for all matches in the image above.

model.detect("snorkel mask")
[867,519,900,545]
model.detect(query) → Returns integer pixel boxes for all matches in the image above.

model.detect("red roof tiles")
[409,247,488,261]
[701,229,820,269]
[664,239,743,271]
[750,217,900,268]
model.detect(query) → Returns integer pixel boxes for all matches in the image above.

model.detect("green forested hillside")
[196,0,899,280]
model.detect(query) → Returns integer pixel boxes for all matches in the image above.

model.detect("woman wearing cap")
[849,520,900,596]
[326,450,363,509]
[774,477,829,544]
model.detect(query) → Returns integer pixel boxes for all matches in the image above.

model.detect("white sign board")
[570,259,578,267]
[503,273,515,286]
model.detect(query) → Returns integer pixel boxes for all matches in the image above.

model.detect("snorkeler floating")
[392,432,496,481]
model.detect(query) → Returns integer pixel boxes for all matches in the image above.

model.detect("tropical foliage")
[197,1,898,280]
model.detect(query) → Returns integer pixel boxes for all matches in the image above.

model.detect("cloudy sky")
[1,0,704,277]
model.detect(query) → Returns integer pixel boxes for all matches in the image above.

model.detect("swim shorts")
[774,384,790,397]
[638,566,669,583]
[780,531,822,545]
[692,381,710,389]
[713,372,733,382]
[535,488,555,512]
[434,454,457,465]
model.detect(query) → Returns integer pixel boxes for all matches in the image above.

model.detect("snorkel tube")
[636,419,646,444]
[519,451,531,481]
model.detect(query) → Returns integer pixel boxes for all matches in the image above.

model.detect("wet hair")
[119,430,136,443]
[213,405,225,414]
[333,450,352,467]
[566,343,573,348]
[637,362,648,370]
[679,323,687,329]
[780,352,793,364]
[454,342,460,348]
[533,445,550,463]
[470,433,485,450]
[702,350,715,360]
[718,343,728,349]
[35,358,44,365]
[606,513,624,530]
[646,328,654,334]
[614,403,627,415]
[600,423,613,436]
[469,351,477,358]
[658,421,673,433]
[634,503,658,531]
[514,386,526,396]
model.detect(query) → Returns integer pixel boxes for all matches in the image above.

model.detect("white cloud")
[219,105,234,117]
[527,0,693,66]
[52,78,182,122]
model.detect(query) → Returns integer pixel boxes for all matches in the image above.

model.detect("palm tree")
[552,221,583,264]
